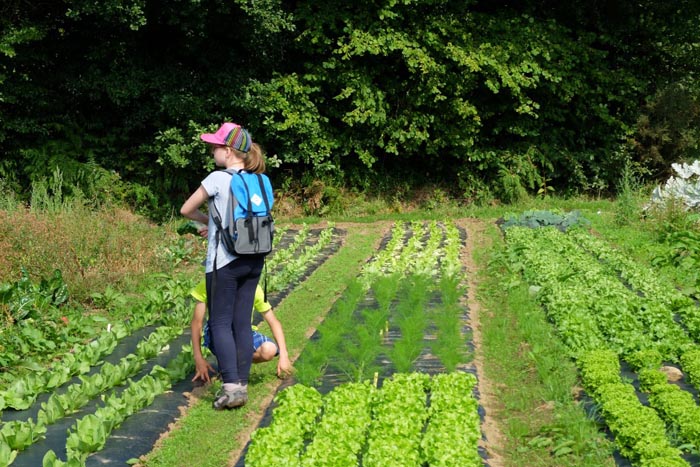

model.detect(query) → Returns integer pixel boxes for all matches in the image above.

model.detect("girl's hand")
[192,355,215,383]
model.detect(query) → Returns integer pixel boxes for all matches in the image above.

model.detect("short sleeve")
[253,284,272,313]
[190,279,207,303]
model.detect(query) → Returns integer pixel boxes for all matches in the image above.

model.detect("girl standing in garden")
[180,122,268,409]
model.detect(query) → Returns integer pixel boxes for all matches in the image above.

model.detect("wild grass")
[0,205,198,304]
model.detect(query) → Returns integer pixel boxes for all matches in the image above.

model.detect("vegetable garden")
[4,211,700,467]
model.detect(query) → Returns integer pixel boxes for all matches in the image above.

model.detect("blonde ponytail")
[243,143,266,174]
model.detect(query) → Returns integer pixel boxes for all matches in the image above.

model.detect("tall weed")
[613,160,645,226]
[0,205,179,302]
[0,178,22,211]
[644,197,700,234]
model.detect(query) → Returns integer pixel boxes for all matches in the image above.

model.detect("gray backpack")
[210,169,274,257]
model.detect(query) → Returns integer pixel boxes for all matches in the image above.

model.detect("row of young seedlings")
[0,276,193,413]
[265,224,336,293]
[0,304,193,466]
[44,345,194,467]
[245,372,481,467]
[359,220,457,285]
[294,221,467,385]
[0,303,164,412]
[0,321,186,454]
[266,224,309,270]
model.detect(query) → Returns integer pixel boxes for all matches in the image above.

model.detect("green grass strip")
[139,223,386,467]
[476,222,616,467]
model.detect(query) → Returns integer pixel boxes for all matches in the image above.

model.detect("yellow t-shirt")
[190,279,272,317]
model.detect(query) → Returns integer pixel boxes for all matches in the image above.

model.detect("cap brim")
[200,133,223,145]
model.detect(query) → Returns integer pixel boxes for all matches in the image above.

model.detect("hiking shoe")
[213,386,248,410]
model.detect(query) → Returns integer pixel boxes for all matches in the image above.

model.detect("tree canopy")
[1,0,699,216]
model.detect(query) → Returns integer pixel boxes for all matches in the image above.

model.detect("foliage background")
[1,0,699,219]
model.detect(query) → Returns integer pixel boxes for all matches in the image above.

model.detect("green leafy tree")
[1,0,699,215]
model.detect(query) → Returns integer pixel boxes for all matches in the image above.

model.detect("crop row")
[0,276,192,412]
[245,372,481,467]
[578,349,688,466]
[265,225,336,293]
[502,225,700,465]
[294,221,469,384]
[0,322,186,451]
[568,230,700,340]
[503,226,691,360]
[0,225,339,467]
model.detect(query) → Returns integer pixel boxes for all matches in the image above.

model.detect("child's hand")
[277,355,293,378]
[192,355,215,383]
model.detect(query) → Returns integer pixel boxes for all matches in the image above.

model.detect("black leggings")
[206,257,263,384]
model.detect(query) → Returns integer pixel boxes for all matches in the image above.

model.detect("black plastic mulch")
[6,226,344,466]
[234,221,491,467]
[9,329,192,467]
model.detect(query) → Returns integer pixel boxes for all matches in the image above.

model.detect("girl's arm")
[180,185,210,225]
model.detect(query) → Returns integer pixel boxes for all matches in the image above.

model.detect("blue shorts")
[252,331,279,356]
[203,322,278,355]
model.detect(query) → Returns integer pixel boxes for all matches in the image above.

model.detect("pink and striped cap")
[200,122,252,152]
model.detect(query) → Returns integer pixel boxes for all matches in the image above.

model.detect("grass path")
[137,222,389,467]
[472,219,616,466]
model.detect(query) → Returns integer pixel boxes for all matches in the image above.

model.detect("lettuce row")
[300,382,375,467]
[579,349,689,466]
[0,287,191,412]
[0,322,186,454]
[245,384,324,467]
[420,372,481,467]
[41,344,194,466]
[362,372,430,467]
[246,372,483,467]
[569,229,700,342]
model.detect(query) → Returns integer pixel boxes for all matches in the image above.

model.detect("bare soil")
[456,218,505,467]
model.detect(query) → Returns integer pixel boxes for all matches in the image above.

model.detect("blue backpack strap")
[235,172,255,218]
[253,173,273,300]
[254,173,272,214]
